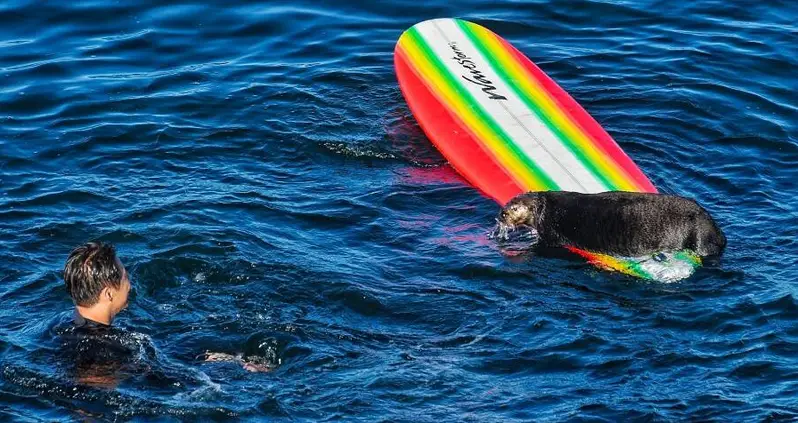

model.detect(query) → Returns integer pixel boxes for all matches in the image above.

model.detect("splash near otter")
[394,18,700,281]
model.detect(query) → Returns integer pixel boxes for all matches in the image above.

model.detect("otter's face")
[499,201,534,228]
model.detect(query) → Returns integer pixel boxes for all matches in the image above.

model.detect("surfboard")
[394,18,699,281]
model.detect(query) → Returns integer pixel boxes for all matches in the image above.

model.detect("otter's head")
[499,195,540,229]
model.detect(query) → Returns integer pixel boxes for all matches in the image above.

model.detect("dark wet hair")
[63,242,124,306]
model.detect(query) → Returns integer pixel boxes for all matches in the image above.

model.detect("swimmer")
[62,242,273,375]
[61,242,136,387]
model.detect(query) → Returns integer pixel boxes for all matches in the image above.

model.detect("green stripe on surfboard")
[406,27,560,191]
[456,19,618,191]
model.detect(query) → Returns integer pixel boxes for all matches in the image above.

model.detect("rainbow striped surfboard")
[394,18,699,281]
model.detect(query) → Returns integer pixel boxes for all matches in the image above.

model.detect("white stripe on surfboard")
[418,19,607,193]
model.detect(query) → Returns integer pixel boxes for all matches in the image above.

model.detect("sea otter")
[498,191,726,258]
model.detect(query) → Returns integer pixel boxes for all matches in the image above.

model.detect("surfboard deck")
[394,18,699,281]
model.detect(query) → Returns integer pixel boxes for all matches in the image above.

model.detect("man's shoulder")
[61,313,132,356]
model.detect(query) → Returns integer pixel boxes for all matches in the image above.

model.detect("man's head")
[64,242,130,321]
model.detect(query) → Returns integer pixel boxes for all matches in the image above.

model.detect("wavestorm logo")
[449,42,507,101]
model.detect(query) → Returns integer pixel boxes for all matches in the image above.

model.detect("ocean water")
[1,0,797,421]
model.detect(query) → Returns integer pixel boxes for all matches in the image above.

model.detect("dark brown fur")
[499,191,726,257]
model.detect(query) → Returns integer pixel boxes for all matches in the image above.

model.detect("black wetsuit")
[58,314,140,386]
[62,313,223,391]
[68,315,133,356]
[73,314,109,330]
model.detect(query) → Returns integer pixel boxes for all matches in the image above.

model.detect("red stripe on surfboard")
[394,45,524,204]
[497,36,658,193]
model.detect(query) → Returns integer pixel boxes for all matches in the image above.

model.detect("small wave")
[0,365,237,420]
[320,141,399,161]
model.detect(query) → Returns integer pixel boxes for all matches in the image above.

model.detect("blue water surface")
[1,0,797,421]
